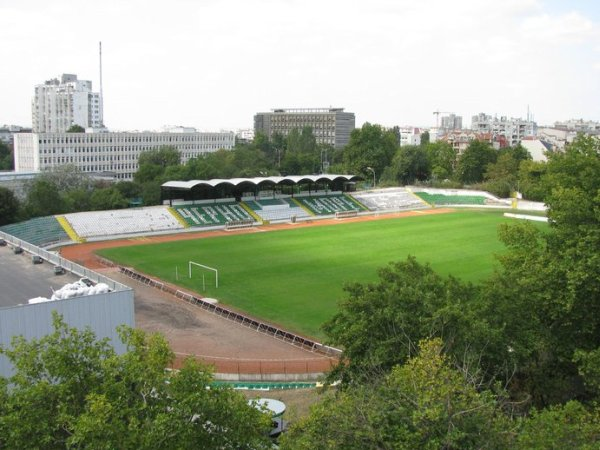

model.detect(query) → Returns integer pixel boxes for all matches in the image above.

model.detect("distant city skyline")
[1,0,599,131]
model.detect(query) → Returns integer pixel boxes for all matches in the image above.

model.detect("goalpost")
[188,261,219,288]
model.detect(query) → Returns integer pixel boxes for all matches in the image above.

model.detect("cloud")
[520,11,597,44]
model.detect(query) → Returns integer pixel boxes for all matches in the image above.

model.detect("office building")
[14,130,235,180]
[254,108,355,149]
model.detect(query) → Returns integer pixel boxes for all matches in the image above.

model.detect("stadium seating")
[243,198,311,222]
[172,202,254,227]
[0,216,70,247]
[414,191,486,205]
[351,188,428,211]
[292,194,365,215]
[64,206,184,239]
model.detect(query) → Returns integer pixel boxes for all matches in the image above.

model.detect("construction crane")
[433,110,454,128]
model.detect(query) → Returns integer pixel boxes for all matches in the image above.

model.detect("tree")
[516,401,600,449]
[517,159,547,201]
[135,146,182,184]
[381,145,430,185]
[480,135,600,406]
[343,123,398,182]
[23,178,66,217]
[484,152,521,197]
[0,140,13,170]
[138,146,181,169]
[90,187,129,211]
[456,140,497,184]
[66,124,85,133]
[0,186,20,225]
[281,339,511,449]
[281,127,319,175]
[35,164,93,193]
[0,313,271,449]
[322,256,483,385]
[425,141,456,181]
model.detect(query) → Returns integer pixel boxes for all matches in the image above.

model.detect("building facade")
[254,108,355,149]
[399,127,422,147]
[553,119,600,133]
[471,113,536,147]
[440,114,462,130]
[32,74,103,133]
[14,130,235,180]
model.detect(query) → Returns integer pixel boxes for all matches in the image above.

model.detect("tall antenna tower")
[99,41,104,127]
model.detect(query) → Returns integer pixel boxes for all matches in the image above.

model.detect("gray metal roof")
[161,174,360,190]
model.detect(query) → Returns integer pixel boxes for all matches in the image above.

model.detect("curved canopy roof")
[161,174,361,190]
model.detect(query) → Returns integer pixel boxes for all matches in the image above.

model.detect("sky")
[1,0,599,131]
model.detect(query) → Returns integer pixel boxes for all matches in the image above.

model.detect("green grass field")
[98,210,541,339]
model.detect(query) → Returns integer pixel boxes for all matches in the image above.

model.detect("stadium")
[0,174,547,380]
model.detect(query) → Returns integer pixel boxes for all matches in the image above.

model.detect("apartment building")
[471,113,536,147]
[440,114,463,130]
[254,108,355,149]
[399,127,421,147]
[32,74,103,133]
[14,130,235,180]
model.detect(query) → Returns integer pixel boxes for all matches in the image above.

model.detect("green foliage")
[0,186,20,225]
[456,140,497,184]
[381,145,430,185]
[66,124,85,133]
[425,141,456,181]
[90,186,129,211]
[0,313,271,449]
[518,159,548,201]
[24,178,66,218]
[0,140,13,170]
[137,146,181,169]
[281,339,511,450]
[483,152,523,197]
[322,256,483,384]
[343,123,398,183]
[516,401,600,449]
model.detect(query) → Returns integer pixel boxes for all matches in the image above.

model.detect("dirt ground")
[60,208,452,374]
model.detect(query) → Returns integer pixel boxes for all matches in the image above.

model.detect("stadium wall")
[0,230,135,378]
[0,291,135,378]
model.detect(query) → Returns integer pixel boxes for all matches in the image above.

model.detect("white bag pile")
[28,279,111,304]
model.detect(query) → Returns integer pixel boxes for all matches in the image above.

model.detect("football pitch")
[98,210,535,339]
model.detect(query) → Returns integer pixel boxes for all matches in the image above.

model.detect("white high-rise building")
[32,74,103,133]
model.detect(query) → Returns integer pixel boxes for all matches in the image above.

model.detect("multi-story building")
[0,125,32,146]
[471,113,536,147]
[553,119,600,133]
[439,130,508,155]
[14,130,235,180]
[399,127,421,147]
[32,74,103,133]
[440,114,462,130]
[254,108,355,149]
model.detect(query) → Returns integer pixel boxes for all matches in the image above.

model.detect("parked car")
[0,238,6,246]
[13,246,23,254]
[32,255,43,264]
[54,265,66,275]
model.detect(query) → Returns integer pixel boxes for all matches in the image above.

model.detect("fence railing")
[0,231,131,293]
[117,266,342,358]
